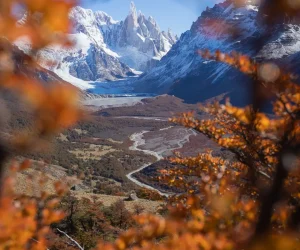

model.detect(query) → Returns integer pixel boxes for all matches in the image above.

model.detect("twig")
[258,170,271,180]
[30,238,50,250]
[56,228,84,250]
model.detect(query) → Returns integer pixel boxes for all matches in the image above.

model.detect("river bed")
[127,126,197,196]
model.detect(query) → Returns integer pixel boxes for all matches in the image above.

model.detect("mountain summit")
[101,1,178,71]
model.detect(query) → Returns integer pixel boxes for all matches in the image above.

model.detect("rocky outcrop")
[126,190,139,201]
[68,44,135,81]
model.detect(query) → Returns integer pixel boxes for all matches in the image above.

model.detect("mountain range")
[15,0,300,105]
[16,2,177,90]
[135,0,300,104]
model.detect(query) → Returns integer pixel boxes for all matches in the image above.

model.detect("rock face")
[135,0,300,105]
[10,42,92,99]
[16,2,177,89]
[11,43,70,87]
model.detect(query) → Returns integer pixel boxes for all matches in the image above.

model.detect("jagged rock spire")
[128,1,138,28]
[130,1,137,14]
[148,15,157,27]
[166,28,178,43]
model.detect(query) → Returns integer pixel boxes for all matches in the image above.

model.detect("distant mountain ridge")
[135,0,300,105]
[16,2,177,89]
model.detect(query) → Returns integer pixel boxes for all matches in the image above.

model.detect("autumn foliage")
[0,0,299,250]
[0,0,80,249]
[95,58,300,250]
[96,20,300,250]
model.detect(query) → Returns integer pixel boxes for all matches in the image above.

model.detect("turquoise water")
[86,79,156,97]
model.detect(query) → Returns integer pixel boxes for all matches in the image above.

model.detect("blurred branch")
[254,121,297,239]
[0,143,10,196]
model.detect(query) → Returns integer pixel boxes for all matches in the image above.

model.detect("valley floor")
[12,94,223,205]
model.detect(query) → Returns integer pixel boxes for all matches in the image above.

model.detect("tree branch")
[56,228,84,250]
[30,238,50,250]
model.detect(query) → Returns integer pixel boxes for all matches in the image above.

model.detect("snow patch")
[53,62,94,90]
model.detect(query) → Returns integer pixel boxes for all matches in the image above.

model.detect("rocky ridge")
[135,0,300,105]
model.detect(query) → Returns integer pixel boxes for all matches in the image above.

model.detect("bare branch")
[258,170,271,180]
[30,238,50,250]
[56,228,84,250]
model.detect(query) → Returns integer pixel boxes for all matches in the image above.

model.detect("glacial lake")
[86,78,155,96]
[84,79,157,108]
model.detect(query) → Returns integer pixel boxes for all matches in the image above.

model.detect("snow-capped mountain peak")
[128,1,139,28]
[130,1,137,13]
[94,10,118,25]
[99,1,177,71]
[69,6,105,45]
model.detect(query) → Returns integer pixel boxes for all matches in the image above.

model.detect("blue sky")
[81,0,222,36]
